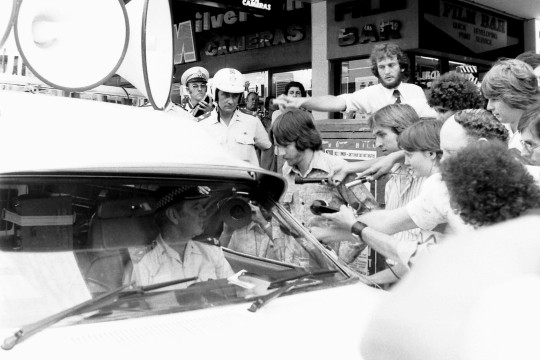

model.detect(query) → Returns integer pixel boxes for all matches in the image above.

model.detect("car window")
[0,175,349,328]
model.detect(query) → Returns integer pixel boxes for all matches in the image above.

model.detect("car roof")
[0,91,286,199]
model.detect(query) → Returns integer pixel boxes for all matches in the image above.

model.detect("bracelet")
[351,221,367,241]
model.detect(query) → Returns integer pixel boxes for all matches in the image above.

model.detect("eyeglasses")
[520,140,540,153]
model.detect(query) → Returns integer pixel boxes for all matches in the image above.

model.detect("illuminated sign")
[242,0,271,11]
[205,25,304,56]
[173,20,198,64]
[424,0,518,53]
[338,20,401,47]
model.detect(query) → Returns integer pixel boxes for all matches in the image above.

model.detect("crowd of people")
[145,42,540,291]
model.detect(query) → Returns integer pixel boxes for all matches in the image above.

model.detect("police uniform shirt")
[199,109,272,166]
[133,234,234,290]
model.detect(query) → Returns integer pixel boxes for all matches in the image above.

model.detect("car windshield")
[0,174,351,329]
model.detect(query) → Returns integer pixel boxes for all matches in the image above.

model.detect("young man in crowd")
[518,100,540,166]
[329,69,485,184]
[481,58,540,152]
[516,50,540,84]
[200,68,271,167]
[323,110,510,240]
[274,43,435,118]
[177,66,214,120]
[271,109,378,265]
[427,71,485,120]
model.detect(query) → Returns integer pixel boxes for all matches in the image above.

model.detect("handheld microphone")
[310,200,339,215]
[294,176,328,184]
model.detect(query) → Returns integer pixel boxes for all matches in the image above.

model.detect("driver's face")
[176,199,206,237]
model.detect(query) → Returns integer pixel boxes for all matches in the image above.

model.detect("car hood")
[0,281,384,360]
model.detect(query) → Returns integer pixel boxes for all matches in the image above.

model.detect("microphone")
[310,200,339,215]
[294,176,328,184]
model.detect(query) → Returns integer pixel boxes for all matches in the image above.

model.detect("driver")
[133,186,234,289]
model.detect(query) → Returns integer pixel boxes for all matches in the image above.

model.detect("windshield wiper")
[247,269,338,312]
[1,277,198,351]
[269,269,338,288]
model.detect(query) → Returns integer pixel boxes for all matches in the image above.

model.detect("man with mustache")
[274,43,435,118]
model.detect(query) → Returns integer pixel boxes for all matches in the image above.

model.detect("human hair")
[270,110,322,151]
[453,109,509,144]
[154,200,185,230]
[370,43,410,80]
[367,103,419,135]
[428,71,485,111]
[264,96,275,109]
[284,81,307,97]
[247,91,258,99]
[518,100,540,135]
[441,141,540,227]
[398,119,444,160]
[516,51,540,69]
[481,59,540,109]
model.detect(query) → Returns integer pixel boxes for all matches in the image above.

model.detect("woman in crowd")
[271,81,308,123]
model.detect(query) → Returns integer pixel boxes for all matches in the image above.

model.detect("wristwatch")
[351,221,367,241]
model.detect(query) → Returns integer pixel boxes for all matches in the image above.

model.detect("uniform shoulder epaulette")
[192,237,222,247]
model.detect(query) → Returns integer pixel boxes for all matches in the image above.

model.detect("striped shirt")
[385,163,438,247]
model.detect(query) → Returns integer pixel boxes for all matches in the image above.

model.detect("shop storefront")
[171,0,312,102]
[327,0,525,119]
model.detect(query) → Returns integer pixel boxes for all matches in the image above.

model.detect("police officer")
[199,68,271,166]
[179,66,214,121]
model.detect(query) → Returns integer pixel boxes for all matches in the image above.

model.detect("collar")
[155,234,201,262]
[382,82,405,101]
[283,150,331,177]
[212,109,242,124]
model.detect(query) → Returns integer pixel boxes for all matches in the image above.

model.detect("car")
[0,90,384,359]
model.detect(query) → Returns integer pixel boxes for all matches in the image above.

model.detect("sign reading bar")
[424,0,518,53]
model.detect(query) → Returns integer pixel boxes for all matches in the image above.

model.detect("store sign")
[334,0,406,21]
[174,21,198,64]
[338,21,401,47]
[204,25,305,56]
[242,0,272,11]
[424,0,518,53]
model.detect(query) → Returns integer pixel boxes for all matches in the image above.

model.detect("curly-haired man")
[441,140,540,228]
[428,71,485,120]
[275,43,435,118]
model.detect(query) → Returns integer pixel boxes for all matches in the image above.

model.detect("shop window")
[339,59,377,120]
[271,68,312,97]
[414,56,441,91]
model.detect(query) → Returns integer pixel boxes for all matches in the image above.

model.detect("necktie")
[393,90,402,104]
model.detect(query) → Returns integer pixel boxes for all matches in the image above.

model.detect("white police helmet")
[210,68,245,98]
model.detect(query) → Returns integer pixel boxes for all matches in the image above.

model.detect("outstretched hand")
[357,153,397,180]
[273,95,305,112]
[321,205,357,232]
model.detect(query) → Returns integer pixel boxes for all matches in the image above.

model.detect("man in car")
[133,186,234,290]
[200,68,271,167]
[178,66,214,121]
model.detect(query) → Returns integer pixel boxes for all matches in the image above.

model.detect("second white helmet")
[210,68,245,97]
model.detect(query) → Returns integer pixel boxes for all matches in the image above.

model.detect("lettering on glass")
[173,21,197,64]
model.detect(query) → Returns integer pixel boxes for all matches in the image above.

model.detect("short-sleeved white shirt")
[406,173,472,234]
[200,109,271,166]
[338,82,437,118]
[133,235,234,290]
